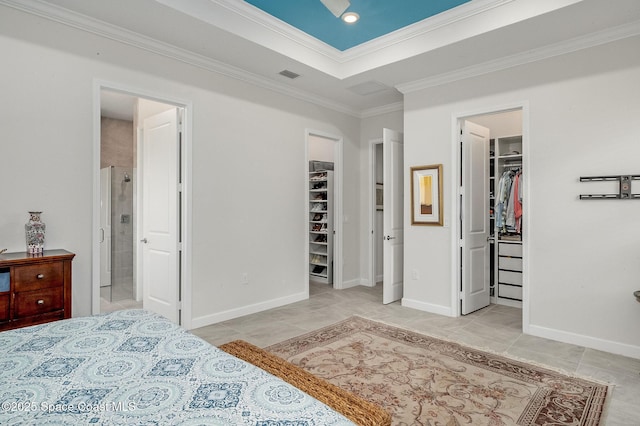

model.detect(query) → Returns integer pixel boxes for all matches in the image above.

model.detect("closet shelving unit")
[309,170,334,284]
[491,135,523,307]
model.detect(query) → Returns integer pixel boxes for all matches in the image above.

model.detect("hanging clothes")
[496,168,522,234]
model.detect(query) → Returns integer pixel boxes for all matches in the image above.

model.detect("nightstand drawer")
[0,293,9,322]
[14,262,63,291]
[14,287,63,318]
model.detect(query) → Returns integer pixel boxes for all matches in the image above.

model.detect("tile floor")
[191,282,640,425]
[100,296,142,313]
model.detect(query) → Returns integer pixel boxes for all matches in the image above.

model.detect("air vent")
[279,69,301,79]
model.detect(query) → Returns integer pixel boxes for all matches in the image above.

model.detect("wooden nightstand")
[0,249,75,331]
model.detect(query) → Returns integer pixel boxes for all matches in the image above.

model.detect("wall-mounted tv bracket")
[579,175,640,199]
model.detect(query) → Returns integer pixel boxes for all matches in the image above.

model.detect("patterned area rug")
[266,316,608,426]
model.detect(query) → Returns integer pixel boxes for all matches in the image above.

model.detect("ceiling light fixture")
[341,12,359,23]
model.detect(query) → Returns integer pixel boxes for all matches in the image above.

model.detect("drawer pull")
[37,299,45,305]
[37,274,44,279]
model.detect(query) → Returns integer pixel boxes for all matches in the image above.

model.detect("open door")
[382,128,404,304]
[141,108,180,323]
[461,120,490,314]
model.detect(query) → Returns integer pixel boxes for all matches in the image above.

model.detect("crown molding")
[397,19,640,94]
[361,102,404,119]
[339,0,513,62]
[0,0,362,117]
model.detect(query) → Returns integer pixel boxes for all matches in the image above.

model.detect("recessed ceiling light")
[341,12,359,24]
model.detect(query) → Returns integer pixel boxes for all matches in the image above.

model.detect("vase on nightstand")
[25,211,46,254]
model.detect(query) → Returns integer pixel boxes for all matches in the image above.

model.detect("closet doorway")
[94,85,192,327]
[455,107,527,321]
[369,128,404,304]
[306,130,343,290]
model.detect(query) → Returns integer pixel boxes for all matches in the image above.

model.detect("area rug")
[266,316,609,426]
[219,339,391,426]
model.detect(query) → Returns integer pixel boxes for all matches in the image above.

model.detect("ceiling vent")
[347,81,391,96]
[278,69,301,79]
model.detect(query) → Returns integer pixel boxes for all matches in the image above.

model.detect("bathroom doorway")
[99,91,139,311]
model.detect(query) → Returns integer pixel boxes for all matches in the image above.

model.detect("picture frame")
[411,164,443,226]
[375,183,383,211]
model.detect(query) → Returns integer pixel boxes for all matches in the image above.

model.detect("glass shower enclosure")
[100,166,135,302]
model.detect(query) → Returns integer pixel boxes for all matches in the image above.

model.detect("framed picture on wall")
[376,183,383,211]
[411,164,443,226]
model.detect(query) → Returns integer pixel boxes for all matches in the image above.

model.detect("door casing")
[451,102,530,334]
[92,80,193,329]
[305,129,343,291]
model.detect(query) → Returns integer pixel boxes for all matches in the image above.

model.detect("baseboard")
[340,278,361,289]
[189,291,308,330]
[528,324,640,360]
[401,297,454,317]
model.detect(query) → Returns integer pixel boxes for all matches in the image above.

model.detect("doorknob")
[140,238,148,244]
[385,235,395,240]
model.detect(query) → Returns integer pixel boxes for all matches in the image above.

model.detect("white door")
[382,128,404,304]
[141,108,180,323]
[99,167,112,291]
[461,120,490,314]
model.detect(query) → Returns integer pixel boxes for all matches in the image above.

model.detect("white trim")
[92,80,194,329]
[451,101,529,327]
[361,102,404,119]
[305,129,344,291]
[368,138,383,292]
[528,325,640,360]
[397,20,640,94]
[4,0,636,117]
[190,291,308,329]
[401,298,454,317]
[340,278,361,290]
[0,0,361,118]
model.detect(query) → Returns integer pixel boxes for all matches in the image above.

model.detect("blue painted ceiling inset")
[244,0,472,51]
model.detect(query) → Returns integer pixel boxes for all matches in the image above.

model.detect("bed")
[0,309,356,425]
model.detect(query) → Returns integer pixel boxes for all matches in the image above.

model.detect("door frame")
[305,129,343,290]
[368,138,383,288]
[92,80,193,329]
[451,101,530,333]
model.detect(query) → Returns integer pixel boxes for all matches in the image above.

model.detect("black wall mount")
[579,175,640,199]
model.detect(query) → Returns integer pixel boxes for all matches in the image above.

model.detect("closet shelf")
[309,169,334,285]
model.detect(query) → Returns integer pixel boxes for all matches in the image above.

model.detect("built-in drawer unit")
[0,250,74,331]
[498,283,523,300]
[497,241,523,301]
[498,242,522,257]
[498,256,522,271]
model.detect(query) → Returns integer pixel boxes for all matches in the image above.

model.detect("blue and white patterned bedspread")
[0,309,354,425]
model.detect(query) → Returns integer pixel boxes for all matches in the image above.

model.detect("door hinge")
[177,183,183,192]
[177,242,183,251]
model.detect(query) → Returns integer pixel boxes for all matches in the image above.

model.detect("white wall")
[308,135,335,163]
[0,6,360,326]
[403,36,640,358]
